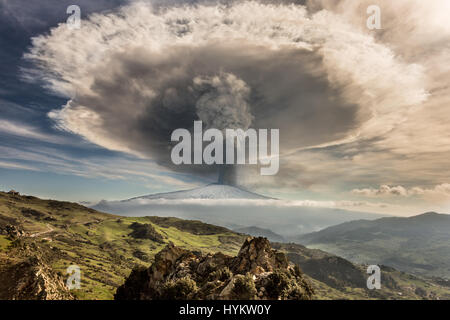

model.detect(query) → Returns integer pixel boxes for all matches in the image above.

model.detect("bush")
[160,277,198,300]
[128,222,165,243]
[209,267,232,282]
[231,274,257,300]
[265,269,291,299]
[415,286,427,297]
[264,268,314,300]
[132,249,150,262]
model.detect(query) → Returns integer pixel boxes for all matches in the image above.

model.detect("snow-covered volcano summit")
[91,183,383,238]
[91,184,272,215]
[125,184,271,201]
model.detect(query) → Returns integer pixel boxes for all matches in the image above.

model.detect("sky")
[0,0,450,216]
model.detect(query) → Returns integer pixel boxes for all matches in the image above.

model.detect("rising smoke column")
[194,73,253,183]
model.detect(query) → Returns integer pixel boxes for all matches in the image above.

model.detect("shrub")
[231,274,257,300]
[128,222,165,243]
[160,277,198,300]
[285,285,308,300]
[209,267,232,282]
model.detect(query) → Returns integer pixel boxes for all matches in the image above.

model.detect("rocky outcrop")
[115,237,314,300]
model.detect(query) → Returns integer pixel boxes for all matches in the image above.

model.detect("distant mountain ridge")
[297,212,450,278]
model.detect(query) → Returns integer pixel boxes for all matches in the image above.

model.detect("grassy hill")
[296,212,450,279]
[0,191,449,300]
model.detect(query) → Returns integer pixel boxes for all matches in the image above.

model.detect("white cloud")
[352,184,450,202]
[130,197,395,214]
[0,160,39,171]
[25,1,426,169]
[352,185,409,197]
[0,119,66,144]
[0,144,202,190]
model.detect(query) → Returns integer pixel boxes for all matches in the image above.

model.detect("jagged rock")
[231,237,288,274]
[115,237,314,300]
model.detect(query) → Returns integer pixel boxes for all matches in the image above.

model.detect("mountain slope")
[297,212,450,278]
